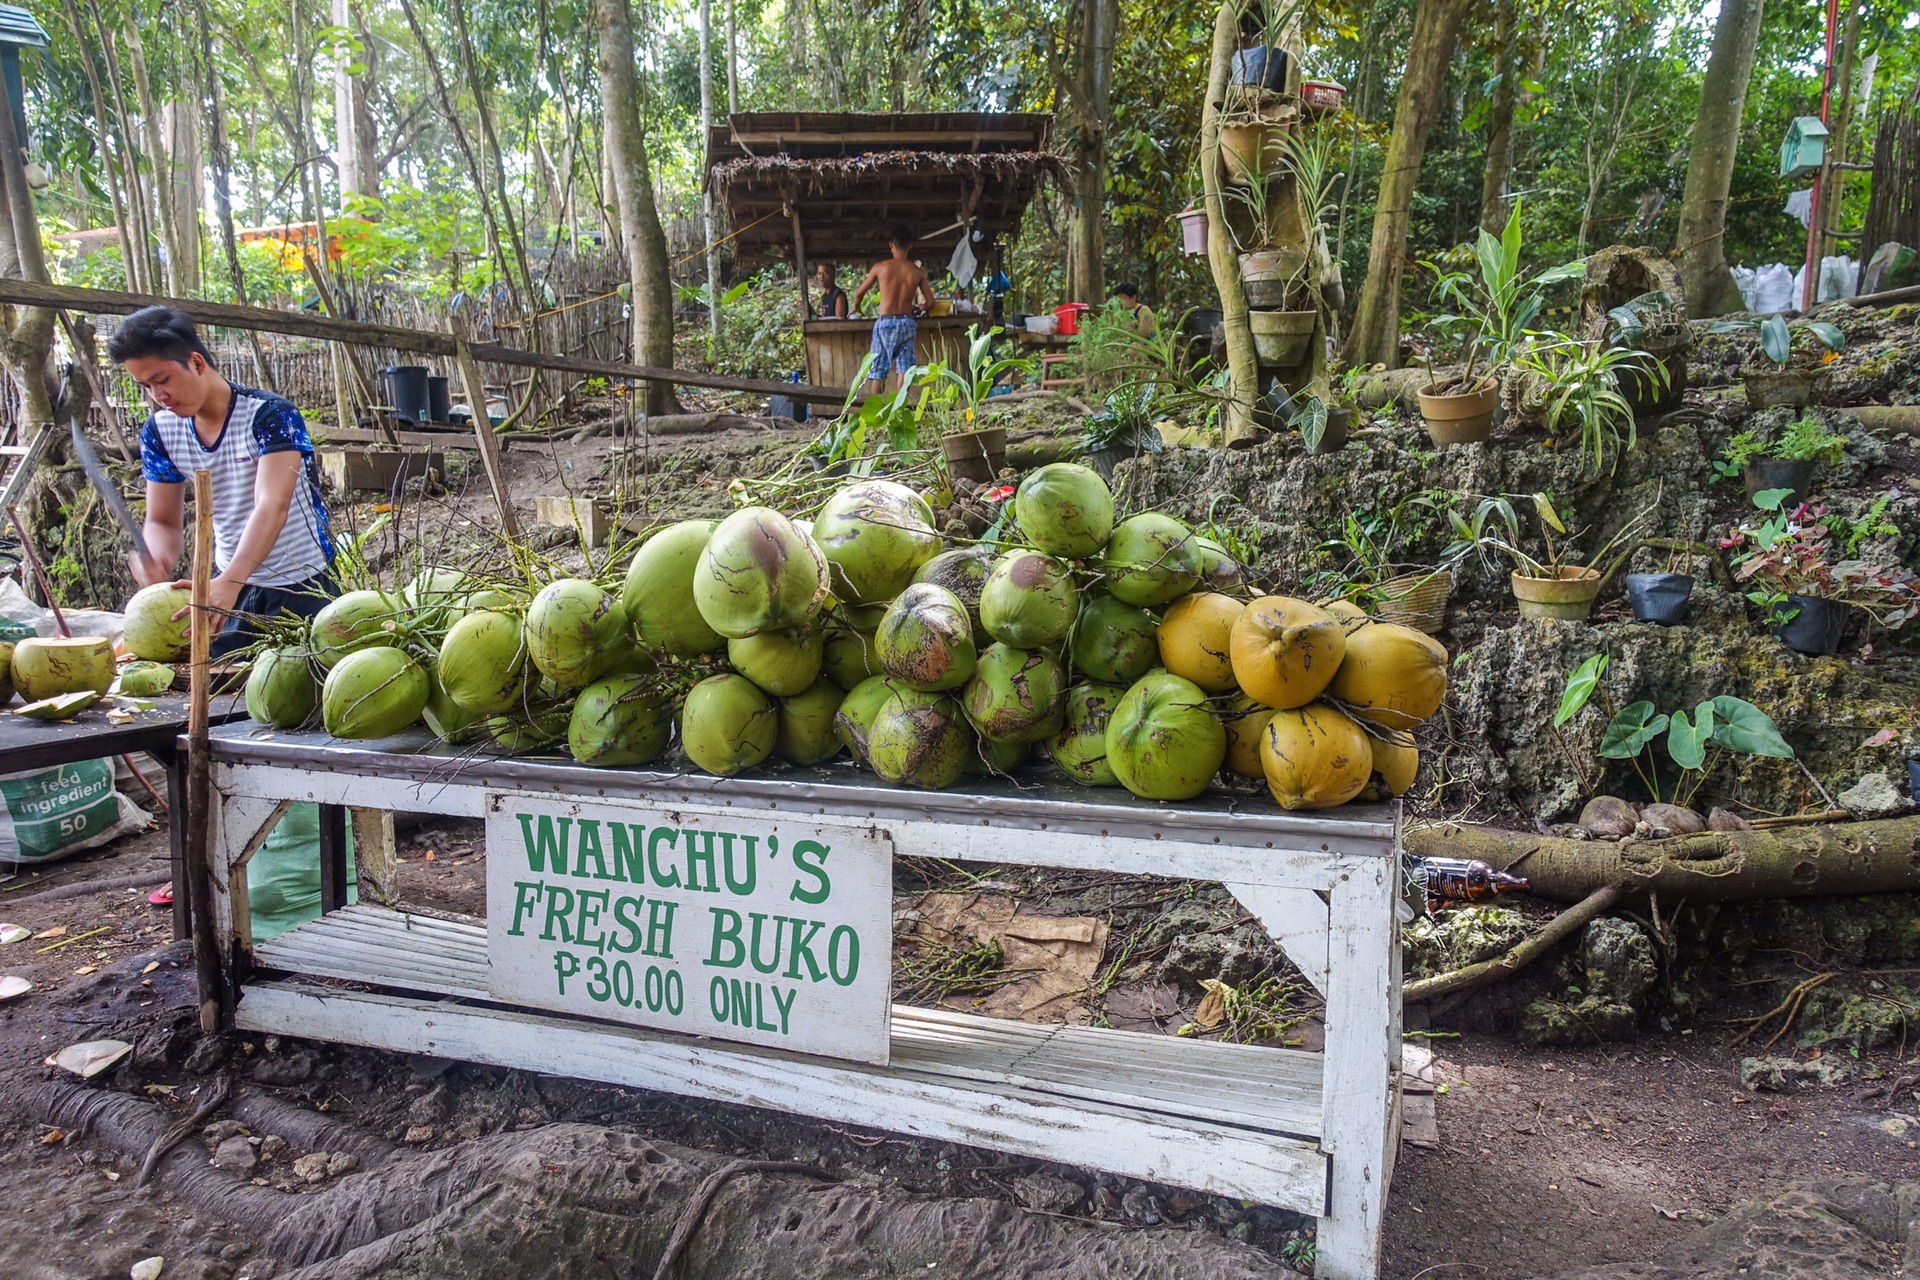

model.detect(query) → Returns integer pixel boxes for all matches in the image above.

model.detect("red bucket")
[1053,303,1090,336]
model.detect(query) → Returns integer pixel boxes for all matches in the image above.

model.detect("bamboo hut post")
[790,203,811,325]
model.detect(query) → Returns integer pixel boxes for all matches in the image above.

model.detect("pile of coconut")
[241,465,1449,811]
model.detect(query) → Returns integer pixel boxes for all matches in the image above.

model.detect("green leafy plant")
[1078,384,1166,455]
[803,353,932,474]
[1725,488,1919,632]
[928,325,1034,430]
[1712,417,1848,483]
[1445,491,1655,580]
[1555,653,1794,806]
[1287,393,1331,452]
[1827,494,1897,558]
[1709,314,1846,370]
[1603,291,1687,353]
[1422,199,1585,391]
[1508,340,1662,472]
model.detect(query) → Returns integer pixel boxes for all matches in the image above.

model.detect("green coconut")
[964,732,1030,776]
[875,583,978,692]
[438,609,529,714]
[680,673,778,775]
[838,602,890,632]
[1068,593,1160,685]
[693,506,830,639]
[1191,536,1247,595]
[310,590,403,668]
[245,647,317,728]
[776,679,846,766]
[979,551,1078,649]
[422,661,484,742]
[1106,671,1227,801]
[1014,463,1115,559]
[913,546,997,644]
[402,567,472,631]
[1047,682,1126,787]
[622,519,725,656]
[487,704,571,753]
[0,640,13,703]
[12,636,116,701]
[728,627,825,697]
[1097,514,1201,607]
[526,579,633,689]
[866,688,971,790]
[568,674,674,766]
[116,661,175,697]
[122,583,193,661]
[321,646,429,740]
[963,643,1067,745]
[821,622,882,690]
[814,479,942,605]
[833,674,900,766]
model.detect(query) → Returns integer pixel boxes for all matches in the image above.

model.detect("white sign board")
[485,792,894,1065]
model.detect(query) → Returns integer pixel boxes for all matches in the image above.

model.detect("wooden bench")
[204,726,1404,1279]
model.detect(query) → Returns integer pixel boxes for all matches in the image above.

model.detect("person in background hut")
[1113,282,1157,337]
[812,262,850,319]
[852,223,935,393]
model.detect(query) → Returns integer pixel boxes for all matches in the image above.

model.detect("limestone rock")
[211,1136,257,1174]
[1582,917,1658,1003]
[1640,803,1707,836]
[1739,1054,1856,1092]
[291,1153,332,1183]
[1579,796,1639,839]
[1839,772,1908,820]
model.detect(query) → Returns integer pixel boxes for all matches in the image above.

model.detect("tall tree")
[1477,0,1517,236]
[1343,0,1471,368]
[699,0,721,339]
[1063,0,1118,305]
[1674,0,1764,316]
[594,0,679,414]
[332,0,380,201]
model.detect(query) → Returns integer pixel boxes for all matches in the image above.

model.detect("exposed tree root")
[1403,882,1627,1005]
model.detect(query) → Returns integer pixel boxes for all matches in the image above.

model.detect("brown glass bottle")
[1411,856,1531,907]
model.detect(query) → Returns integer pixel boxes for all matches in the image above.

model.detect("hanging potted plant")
[1711,415,1848,509]
[1708,314,1846,409]
[1418,200,1584,447]
[1176,202,1209,256]
[1446,492,1657,622]
[1229,0,1307,90]
[1723,488,1918,657]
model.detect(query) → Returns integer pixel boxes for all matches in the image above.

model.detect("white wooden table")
[202,724,1404,1279]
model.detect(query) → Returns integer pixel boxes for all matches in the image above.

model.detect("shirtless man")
[851,223,935,393]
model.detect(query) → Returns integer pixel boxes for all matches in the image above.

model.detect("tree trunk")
[594,0,680,415]
[1675,0,1765,317]
[122,26,184,296]
[1200,0,1257,445]
[0,69,59,430]
[89,9,161,291]
[332,0,379,201]
[725,0,738,113]
[62,0,139,293]
[1342,0,1470,369]
[1817,1,1865,268]
[699,0,721,340]
[1405,816,1920,903]
[162,98,204,295]
[1064,0,1117,307]
[191,0,274,388]
[1477,0,1517,237]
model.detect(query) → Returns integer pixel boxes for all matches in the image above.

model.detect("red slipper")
[148,883,174,907]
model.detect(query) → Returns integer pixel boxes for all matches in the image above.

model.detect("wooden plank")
[235,980,1328,1213]
[1227,882,1331,996]
[451,322,520,539]
[311,426,478,450]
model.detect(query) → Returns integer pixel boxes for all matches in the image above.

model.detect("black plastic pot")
[1625,572,1694,625]
[1774,594,1847,657]
[1308,407,1351,456]
[381,365,430,422]
[1231,46,1288,90]
[1744,457,1817,509]
[426,375,451,424]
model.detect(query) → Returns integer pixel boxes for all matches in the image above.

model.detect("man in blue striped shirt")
[109,307,336,658]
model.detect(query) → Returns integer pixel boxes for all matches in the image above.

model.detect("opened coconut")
[12,636,116,701]
[775,679,845,766]
[1068,594,1159,685]
[1325,623,1448,731]
[875,583,977,692]
[1106,671,1226,801]
[321,646,429,739]
[963,643,1066,744]
[681,673,777,775]
[867,688,971,790]
[621,520,725,656]
[728,627,824,697]
[821,622,882,690]
[117,661,175,697]
[310,590,403,667]
[814,479,942,604]
[1158,592,1245,693]
[1014,463,1114,559]
[913,546,996,643]
[1097,513,1200,607]
[833,674,900,766]
[1229,596,1347,710]
[122,583,193,661]
[526,578,633,689]
[1260,702,1372,810]
[568,673,673,766]
[245,648,316,727]
[1046,683,1125,787]
[979,551,1077,648]
[1220,693,1278,779]
[694,506,830,640]
[437,610,528,714]
[1191,536,1246,594]
[1369,735,1418,797]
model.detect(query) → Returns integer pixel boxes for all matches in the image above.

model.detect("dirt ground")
[1,821,1915,1280]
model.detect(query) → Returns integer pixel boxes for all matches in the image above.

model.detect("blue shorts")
[869,316,918,379]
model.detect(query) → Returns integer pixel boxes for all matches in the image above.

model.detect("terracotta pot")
[1220,119,1288,185]
[1248,310,1316,368]
[941,426,1007,484]
[1511,566,1603,621]
[1743,366,1829,409]
[1417,379,1499,446]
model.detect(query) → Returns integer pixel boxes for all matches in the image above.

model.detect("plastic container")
[1625,573,1693,625]
[1300,80,1346,111]
[1774,594,1847,657]
[1024,314,1058,336]
[426,375,451,424]
[1177,206,1208,256]
[1743,457,1817,509]
[1053,304,1090,336]
[1231,45,1288,90]
[382,365,430,423]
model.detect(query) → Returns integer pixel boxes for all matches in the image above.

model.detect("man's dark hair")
[107,307,211,367]
[888,223,914,249]
[1114,282,1141,300]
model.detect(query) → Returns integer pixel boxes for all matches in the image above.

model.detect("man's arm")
[915,268,936,311]
[172,451,303,617]
[134,481,185,587]
[850,268,878,313]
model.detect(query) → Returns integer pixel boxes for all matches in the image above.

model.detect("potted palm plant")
[1447,492,1656,621]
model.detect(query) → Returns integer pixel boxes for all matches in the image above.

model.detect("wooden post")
[790,202,811,325]
[450,315,520,539]
[185,468,223,1033]
[317,803,349,912]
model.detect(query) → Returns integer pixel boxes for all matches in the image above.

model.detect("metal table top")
[0,690,243,771]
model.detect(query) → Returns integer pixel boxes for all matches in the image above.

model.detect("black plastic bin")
[382,365,430,423]
[426,375,451,424]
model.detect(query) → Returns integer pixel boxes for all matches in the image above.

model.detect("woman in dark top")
[814,262,850,318]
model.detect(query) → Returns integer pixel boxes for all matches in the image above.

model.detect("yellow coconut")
[1157,592,1244,694]
[1228,596,1347,710]
[1260,701,1373,811]
[1325,622,1448,731]
[1219,692,1277,779]
[1370,736,1419,797]
[1320,598,1372,635]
